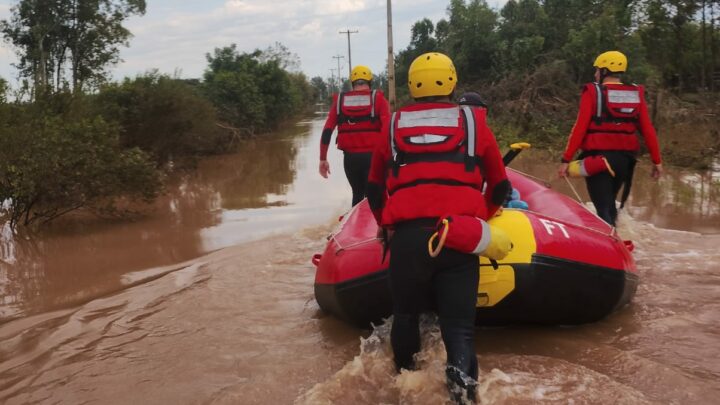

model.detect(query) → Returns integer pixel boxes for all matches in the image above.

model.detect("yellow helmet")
[593,51,627,73]
[408,52,457,98]
[350,65,372,83]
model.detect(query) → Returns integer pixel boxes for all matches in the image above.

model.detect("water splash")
[0,222,15,265]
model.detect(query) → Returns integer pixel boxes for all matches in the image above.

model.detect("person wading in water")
[319,65,390,206]
[367,52,511,404]
[558,50,662,226]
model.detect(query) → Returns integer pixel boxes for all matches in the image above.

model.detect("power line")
[339,29,358,80]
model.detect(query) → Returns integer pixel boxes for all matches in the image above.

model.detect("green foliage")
[0,0,146,95]
[395,0,720,93]
[202,44,314,134]
[0,98,161,228]
[96,72,231,164]
[444,0,501,82]
[391,0,720,167]
[0,77,7,103]
[496,0,548,73]
[310,76,329,101]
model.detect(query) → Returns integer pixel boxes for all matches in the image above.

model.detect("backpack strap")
[593,82,603,125]
[390,111,400,176]
[460,106,477,172]
[336,92,345,123]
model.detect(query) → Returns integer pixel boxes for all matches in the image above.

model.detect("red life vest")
[336,89,383,152]
[381,103,488,224]
[583,83,645,152]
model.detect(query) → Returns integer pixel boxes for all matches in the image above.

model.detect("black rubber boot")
[391,313,420,372]
[446,366,478,404]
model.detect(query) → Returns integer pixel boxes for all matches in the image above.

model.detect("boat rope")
[333,236,381,254]
[562,177,617,236]
[563,176,585,203]
[508,168,552,187]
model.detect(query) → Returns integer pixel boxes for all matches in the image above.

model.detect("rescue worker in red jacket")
[366,52,510,404]
[319,65,390,206]
[558,50,662,226]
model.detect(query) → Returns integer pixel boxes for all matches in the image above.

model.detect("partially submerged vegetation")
[394,0,720,169]
[1,0,719,228]
[0,0,320,229]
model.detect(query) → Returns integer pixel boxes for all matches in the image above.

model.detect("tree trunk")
[712,1,718,92]
[702,0,707,89]
[37,36,48,97]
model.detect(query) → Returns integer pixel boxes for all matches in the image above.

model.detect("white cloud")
[0,1,16,82]
[1,0,509,86]
[299,20,323,38]
[315,0,368,14]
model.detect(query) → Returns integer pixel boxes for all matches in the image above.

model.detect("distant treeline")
[393,0,720,166]
[397,0,720,94]
[0,0,318,228]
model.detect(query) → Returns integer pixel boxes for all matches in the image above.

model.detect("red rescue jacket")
[367,103,509,226]
[562,82,661,164]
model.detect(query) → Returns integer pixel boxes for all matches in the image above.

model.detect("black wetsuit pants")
[389,219,479,401]
[343,152,372,207]
[583,151,634,227]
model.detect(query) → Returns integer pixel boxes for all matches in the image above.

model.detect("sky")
[0,0,506,86]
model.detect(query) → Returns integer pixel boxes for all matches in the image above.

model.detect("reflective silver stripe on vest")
[371,90,377,119]
[390,111,398,161]
[343,94,372,107]
[461,106,476,157]
[594,83,602,119]
[407,134,449,144]
[607,89,640,104]
[579,160,590,177]
[397,107,459,128]
[471,219,491,255]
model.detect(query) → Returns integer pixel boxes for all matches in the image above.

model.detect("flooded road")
[0,114,350,322]
[1,114,719,404]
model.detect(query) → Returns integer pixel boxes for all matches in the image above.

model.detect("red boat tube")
[313,169,638,327]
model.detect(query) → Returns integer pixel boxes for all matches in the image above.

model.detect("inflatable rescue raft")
[312,169,638,327]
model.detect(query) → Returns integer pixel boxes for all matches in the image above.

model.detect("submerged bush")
[97,72,232,164]
[0,101,161,228]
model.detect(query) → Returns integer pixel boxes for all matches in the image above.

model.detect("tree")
[96,72,231,163]
[496,0,548,73]
[0,100,161,228]
[310,76,328,101]
[203,44,311,134]
[0,77,8,103]
[0,0,146,96]
[258,42,301,72]
[442,0,500,81]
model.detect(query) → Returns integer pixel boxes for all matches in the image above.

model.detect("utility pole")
[339,28,358,79]
[386,0,396,110]
[333,54,345,89]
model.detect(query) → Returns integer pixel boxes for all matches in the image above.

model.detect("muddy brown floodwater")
[1,113,719,404]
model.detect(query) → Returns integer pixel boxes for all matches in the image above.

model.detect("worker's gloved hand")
[481,225,512,260]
